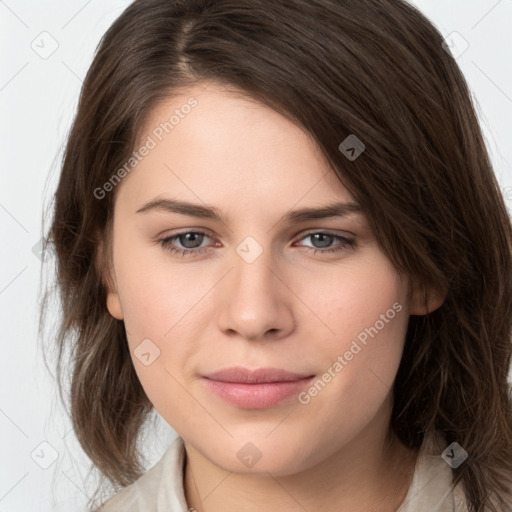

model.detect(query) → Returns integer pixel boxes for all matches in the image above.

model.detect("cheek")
[112,237,203,340]
[111,241,210,405]
[308,256,408,347]
[298,257,409,410]
[113,256,198,419]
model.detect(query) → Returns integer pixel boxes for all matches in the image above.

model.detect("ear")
[96,235,124,320]
[409,282,446,316]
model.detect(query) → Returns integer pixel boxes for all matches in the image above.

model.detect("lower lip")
[202,377,314,409]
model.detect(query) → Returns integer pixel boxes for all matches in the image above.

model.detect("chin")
[195,434,321,476]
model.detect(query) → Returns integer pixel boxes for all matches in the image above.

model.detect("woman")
[42,0,512,510]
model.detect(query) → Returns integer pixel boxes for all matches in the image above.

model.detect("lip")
[202,367,315,409]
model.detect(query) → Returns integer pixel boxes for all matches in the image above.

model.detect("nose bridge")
[231,234,280,305]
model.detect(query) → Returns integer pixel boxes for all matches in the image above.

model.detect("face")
[103,82,418,476]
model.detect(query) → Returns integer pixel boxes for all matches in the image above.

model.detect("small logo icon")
[31,239,44,261]
[31,441,58,469]
[134,338,161,366]
[442,32,469,59]
[339,134,365,161]
[441,441,468,468]
[31,31,59,59]
[31,238,53,261]
[236,236,263,264]
[237,442,263,468]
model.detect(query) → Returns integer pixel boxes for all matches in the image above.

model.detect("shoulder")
[398,431,465,512]
[98,436,188,512]
[402,431,512,512]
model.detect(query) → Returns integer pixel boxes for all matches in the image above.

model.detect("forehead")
[116,83,356,219]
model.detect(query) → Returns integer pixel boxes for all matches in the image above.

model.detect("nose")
[216,245,295,342]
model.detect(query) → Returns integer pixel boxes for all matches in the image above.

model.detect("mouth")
[202,367,315,409]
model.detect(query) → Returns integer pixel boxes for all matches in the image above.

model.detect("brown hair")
[42,0,512,510]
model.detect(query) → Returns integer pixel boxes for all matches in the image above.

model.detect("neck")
[183,413,419,512]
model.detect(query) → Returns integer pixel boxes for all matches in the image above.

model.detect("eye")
[295,231,356,255]
[160,230,214,258]
[159,230,356,258]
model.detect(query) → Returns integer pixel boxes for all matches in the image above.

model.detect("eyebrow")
[136,198,362,224]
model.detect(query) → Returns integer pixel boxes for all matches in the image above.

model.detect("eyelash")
[159,230,356,258]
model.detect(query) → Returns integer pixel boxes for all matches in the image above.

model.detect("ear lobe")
[409,284,446,315]
[96,236,124,320]
[106,290,124,320]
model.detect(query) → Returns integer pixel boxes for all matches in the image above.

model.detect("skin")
[102,82,443,512]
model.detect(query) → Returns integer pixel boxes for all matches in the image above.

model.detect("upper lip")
[203,367,314,384]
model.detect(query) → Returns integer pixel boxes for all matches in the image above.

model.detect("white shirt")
[100,432,470,511]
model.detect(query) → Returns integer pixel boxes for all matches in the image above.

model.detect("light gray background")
[1,1,511,510]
